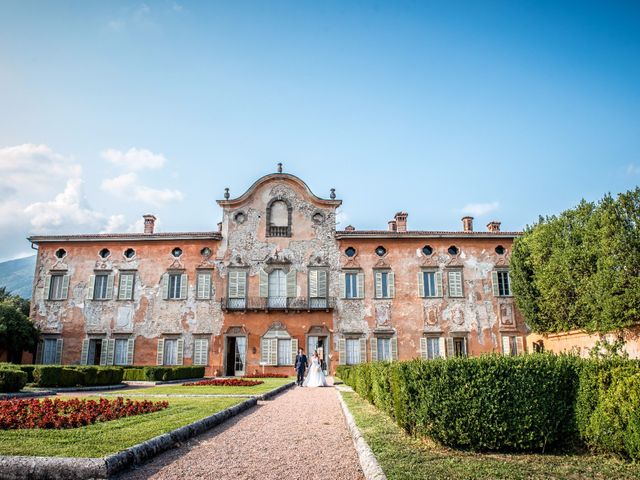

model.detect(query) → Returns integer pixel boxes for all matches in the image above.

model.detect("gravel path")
[119,385,365,480]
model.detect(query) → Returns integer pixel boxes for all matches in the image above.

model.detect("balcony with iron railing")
[266,225,291,237]
[221,296,335,312]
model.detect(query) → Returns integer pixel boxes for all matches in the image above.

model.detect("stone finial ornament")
[330,188,336,200]
[277,162,283,173]
[224,187,230,200]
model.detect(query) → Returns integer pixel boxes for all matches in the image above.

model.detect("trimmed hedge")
[32,366,124,388]
[0,367,27,393]
[122,366,205,382]
[338,355,640,459]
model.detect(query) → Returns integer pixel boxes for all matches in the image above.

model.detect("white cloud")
[627,163,640,176]
[0,144,133,260]
[101,172,183,207]
[335,210,349,226]
[461,201,500,217]
[101,147,166,171]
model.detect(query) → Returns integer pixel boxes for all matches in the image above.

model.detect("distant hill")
[0,255,36,299]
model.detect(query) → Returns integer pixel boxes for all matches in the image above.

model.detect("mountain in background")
[0,255,36,299]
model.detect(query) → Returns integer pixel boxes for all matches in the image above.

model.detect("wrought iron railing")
[221,296,335,311]
[267,225,291,237]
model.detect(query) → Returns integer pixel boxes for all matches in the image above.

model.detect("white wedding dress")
[303,357,328,387]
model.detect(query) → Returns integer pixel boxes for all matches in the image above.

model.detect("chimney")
[345,225,356,232]
[462,216,474,232]
[394,212,408,233]
[487,221,501,233]
[388,220,397,232]
[143,214,156,234]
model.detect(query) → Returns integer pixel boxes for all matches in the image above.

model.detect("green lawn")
[123,377,293,396]
[341,391,640,480]
[0,396,243,458]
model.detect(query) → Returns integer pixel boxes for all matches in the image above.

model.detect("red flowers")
[0,397,169,430]
[183,378,263,387]
[243,373,289,378]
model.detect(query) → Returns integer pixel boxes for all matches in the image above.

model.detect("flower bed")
[0,397,168,430]
[243,373,289,378]
[183,378,263,387]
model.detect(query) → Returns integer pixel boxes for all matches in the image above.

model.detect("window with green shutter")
[118,272,135,300]
[196,271,212,300]
[447,270,463,297]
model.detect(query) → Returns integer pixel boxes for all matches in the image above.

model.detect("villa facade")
[28,168,526,375]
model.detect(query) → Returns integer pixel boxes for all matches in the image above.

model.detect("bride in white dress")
[303,351,328,387]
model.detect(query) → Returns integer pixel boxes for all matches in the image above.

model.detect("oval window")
[447,246,459,256]
[495,245,505,255]
[422,245,433,256]
[345,247,357,258]
[172,247,183,258]
[99,248,110,259]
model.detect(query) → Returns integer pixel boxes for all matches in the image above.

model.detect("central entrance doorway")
[224,336,247,376]
[307,334,329,375]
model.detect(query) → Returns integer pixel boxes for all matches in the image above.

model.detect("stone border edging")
[31,383,127,393]
[336,390,387,480]
[123,377,206,386]
[0,390,54,400]
[0,397,258,480]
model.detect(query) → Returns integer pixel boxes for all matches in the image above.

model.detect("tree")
[0,289,39,363]
[511,188,640,334]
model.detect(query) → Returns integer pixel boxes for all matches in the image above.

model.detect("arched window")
[266,197,292,237]
[261,324,297,366]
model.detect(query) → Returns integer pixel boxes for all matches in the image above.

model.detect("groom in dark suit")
[294,348,308,386]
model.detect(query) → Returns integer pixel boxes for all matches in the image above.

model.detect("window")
[374,271,395,298]
[168,273,183,299]
[419,270,442,298]
[164,339,179,365]
[453,337,467,357]
[193,338,209,365]
[228,270,247,308]
[47,274,69,300]
[426,337,440,360]
[268,269,287,308]
[448,245,459,256]
[422,245,433,256]
[502,335,523,356]
[308,269,328,308]
[375,246,387,257]
[55,248,66,259]
[346,339,361,365]
[495,245,505,255]
[493,270,512,296]
[277,338,292,365]
[377,338,391,361]
[344,272,361,299]
[447,270,463,297]
[345,247,356,257]
[172,247,183,258]
[86,339,102,365]
[124,248,135,259]
[266,198,291,237]
[262,326,297,366]
[118,272,135,300]
[93,274,112,300]
[196,271,212,300]
[114,339,128,365]
[42,338,59,364]
[99,248,110,259]
[200,247,212,258]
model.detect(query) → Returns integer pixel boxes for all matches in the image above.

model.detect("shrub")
[122,368,146,381]
[243,373,289,378]
[32,366,124,388]
[121,366,205,382]
[0,397,168,429]
[0,368,27,393]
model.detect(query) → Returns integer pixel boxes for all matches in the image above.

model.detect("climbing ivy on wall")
[510,187,640,334]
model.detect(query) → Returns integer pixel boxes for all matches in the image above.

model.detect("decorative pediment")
[342,257,361,269]
[446,256,463,267]
[494,254,510,267]
[308,254,327,267]
[228,254,247,268]
[94,260,113,270]
[373,258,390,269]
[307,325,330,335]
[167,257,184,270]
[225,325,248,336]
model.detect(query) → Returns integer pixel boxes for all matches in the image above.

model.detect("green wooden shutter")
[291,338,298,365]
[156,338,165,365]
[438,337,446,358]
[176,338,184,365]
[197,272,211,299]
[260,338,269,364]
[80,339,89,365]
[357,272,365,298]
[269,338,278,366]
[420,337,428,360]
[492,271,500,297]
[317,270,327,297]
[105,274,114,300]
[180,274,188,299]
[118,273,134,300]
[44,275,52,300]
[375,272,382,298]
[55,338,63,364]
[418,272,425,297]
[35,340,43,364]
[237,271,247,298]
[338,338,346,365]
[60,275,70,300]
[445,337,454,358]
[309,270,318,297]
[391,337,398,361]
[161,274,170,299]
[259,269,268,297]
[228,271,238,298]
[506,272,512,296]
[106,339,116,365]
[435,271,443,297]
[100,340,108,365]
[359,338,366,364]
[87,275,95,300]
[286,269,297,298]
[126,338,135,365]
[370,337,378,362]
[388,272,395,298]
[449,271,463,297]
[339,273,346,299]
[502,336,511,355]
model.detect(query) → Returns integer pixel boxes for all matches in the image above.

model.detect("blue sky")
[0,0,638,260]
